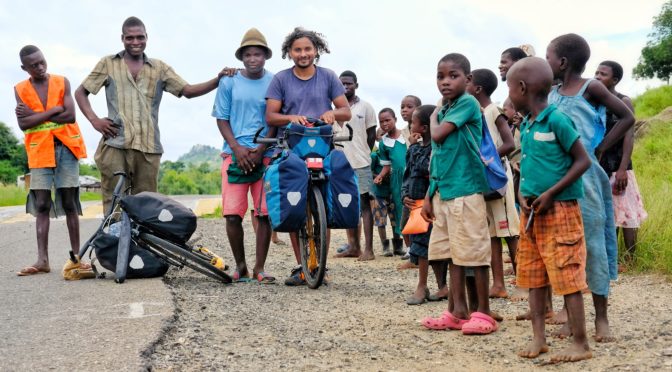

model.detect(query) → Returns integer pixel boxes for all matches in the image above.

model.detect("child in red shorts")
[506,57,593,363]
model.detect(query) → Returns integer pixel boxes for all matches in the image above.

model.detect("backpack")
[323,149,360,229]
[465,114,508,200]
[264,150,309,232]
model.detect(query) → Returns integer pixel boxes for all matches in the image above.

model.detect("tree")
[0,121,27,184]
[634,1,672,83]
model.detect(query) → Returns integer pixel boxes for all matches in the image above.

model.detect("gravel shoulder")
[144,218,672,371]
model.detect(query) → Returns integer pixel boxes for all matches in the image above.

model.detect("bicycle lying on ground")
[78,172,232,284]
[255,119,353,289]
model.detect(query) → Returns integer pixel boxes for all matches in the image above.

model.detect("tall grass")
[631,118,672,274]
[632,85,672,119]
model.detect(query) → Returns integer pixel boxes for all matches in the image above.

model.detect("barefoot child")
[14,45,90,277]
[594,60,647,270]
[546,33,635,342]
[420,53,496,335]
[373,108,407,257]
[401,105,444,305]
[466,69,518,299]
[508,56,593,363]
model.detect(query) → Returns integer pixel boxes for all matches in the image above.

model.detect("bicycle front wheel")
[139,233,232,284]
[299,185,328,289]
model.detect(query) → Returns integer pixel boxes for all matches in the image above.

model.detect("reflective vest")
[15,75,87,168]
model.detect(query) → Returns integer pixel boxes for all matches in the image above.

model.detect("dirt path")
[146,219,672,371]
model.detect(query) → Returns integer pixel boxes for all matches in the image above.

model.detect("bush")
[631,85,672,119]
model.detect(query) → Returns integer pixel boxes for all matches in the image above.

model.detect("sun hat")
[235,28,272,61]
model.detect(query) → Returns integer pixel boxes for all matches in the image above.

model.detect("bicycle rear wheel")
[139,233,232,284]
[299,185,328,289]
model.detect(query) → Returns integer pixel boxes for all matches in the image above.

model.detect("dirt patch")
[145,219,672,371]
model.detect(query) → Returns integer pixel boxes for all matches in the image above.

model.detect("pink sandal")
[462,312,498,335]
[421,311,469,330]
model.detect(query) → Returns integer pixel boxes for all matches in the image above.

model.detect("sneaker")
[284,266,306,286]
[401,252,411,260]
[336,243,350,254]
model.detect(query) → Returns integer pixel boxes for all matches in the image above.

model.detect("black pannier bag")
[121,192,197,243]
[91,232,169,279]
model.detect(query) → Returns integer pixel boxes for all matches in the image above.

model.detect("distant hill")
[177,144,221,169]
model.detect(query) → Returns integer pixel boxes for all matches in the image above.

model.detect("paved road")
[0,196,218,371]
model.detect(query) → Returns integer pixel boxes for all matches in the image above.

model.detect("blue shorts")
[30,142,80,190]
[354,166,373,196]
[409,242,428,265]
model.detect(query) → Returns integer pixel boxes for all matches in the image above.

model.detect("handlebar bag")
[286,123,333,160]
[323,149,360,229]
[121,192,197,243]
[264,150,308,232]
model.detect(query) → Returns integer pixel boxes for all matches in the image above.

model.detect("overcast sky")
[1,0,667,161]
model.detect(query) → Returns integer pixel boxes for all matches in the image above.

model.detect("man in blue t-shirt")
[265,27,352,286]
[212,28,276,284]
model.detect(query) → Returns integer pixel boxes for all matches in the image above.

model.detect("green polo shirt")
[429,93,489,200]
[520,104,584,200]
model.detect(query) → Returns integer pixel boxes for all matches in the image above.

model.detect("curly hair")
[281,27,330,62]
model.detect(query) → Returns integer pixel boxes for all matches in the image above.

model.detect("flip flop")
[17,266,50,276]
[232,270,253,283]
[427,292,448,302]
[256,272,276,284]
[421,311,469,330]
[462,311,499,335]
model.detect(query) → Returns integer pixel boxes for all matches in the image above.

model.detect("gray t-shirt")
[265,66,345,135]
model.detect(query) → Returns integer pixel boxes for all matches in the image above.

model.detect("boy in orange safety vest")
[14,45,89,277]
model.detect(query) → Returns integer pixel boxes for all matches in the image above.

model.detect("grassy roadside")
[0,184,101,207]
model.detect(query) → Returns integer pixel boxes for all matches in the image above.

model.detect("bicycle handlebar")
[253,121,353,146]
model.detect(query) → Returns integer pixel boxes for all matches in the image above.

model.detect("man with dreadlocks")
[265,27,351,286]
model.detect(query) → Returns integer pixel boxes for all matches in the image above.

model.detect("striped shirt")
[81,51,188,154]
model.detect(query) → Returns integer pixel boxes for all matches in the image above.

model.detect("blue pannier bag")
[464,114,508,199]
[323,150,360,229]
[264,150,309,232]
[286,123,333,160]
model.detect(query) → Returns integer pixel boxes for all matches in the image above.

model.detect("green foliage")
[79,162,101,178]
[0,121,27,184]
[0,160,22,184]
[177,144,221,170]
[631,85,672,119]
[634,1,672,83]
[631,118,672,274]
[0,184,27,207]
[158,151,222,195]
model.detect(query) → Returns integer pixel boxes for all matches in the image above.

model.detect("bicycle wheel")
[139,233,232,284]
[299,185,328,289]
